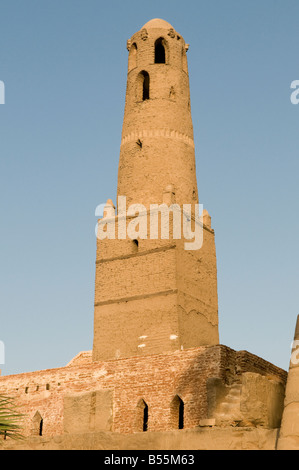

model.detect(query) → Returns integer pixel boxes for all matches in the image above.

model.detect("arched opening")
[182,46,188,73]
[170,395,184,430]
[155,38,167,64]
[142,73,149,100]
[128,43,137,71]
[136,399,149,432]
[39,419,44,436]
[143,403,149,432]
[178,399,184,429]
[132,239,139,253]
[31,411,43,436]
[137,71,150,101]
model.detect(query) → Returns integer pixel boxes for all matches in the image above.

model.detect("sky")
[0,0,298,376]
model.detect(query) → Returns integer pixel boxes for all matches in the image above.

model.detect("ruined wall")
[2,427,280,451]
[0,345,287,441]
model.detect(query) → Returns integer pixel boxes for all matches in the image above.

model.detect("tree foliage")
[0,395,24,443]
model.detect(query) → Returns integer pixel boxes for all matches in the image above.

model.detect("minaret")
[277,316,299,450]
[117,18,198,211]
[92,19,219,362]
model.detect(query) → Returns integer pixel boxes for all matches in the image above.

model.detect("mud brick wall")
[0,346,287,437]
[235,350,288,382]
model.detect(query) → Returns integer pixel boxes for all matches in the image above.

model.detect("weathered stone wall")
[175,226,219,349]
[93,204,219,362]
[64,390,113,434]
[0,345,287,441]
[207,372,285,428]
[2,427,280,451]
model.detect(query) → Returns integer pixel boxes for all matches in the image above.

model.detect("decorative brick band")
[94,288,178,307]
[121,128,195,148]
[96,244,176,265]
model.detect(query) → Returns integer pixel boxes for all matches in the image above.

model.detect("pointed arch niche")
[137,71,150,101]
[135,399,149,432]
[31,411,43,436]
[155,37,168,64]
[170,395,184,430]
[128,43,138,71]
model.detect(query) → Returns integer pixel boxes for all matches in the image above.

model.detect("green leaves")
[0,395,24,443]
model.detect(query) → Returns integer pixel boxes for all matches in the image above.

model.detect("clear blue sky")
[0,0,298,376]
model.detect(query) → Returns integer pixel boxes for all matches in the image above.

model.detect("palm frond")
[0,395,25,443]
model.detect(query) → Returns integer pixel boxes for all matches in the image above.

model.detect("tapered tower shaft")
[117,18,198,210]
[92,19,219,362]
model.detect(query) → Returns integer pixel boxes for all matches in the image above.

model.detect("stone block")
[63,390,113,434]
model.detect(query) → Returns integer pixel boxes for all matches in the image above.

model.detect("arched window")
[143,403,149,432]
[182,46,188,73]
[155,38,167,64]
[170,395,184,430]
[137,71,150,101]
[128,43,137,71]
[136,399,149,432]
[132,239,139,253]
[31,411,43,436]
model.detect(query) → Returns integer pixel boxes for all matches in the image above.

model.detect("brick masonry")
[0,345,287,437]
